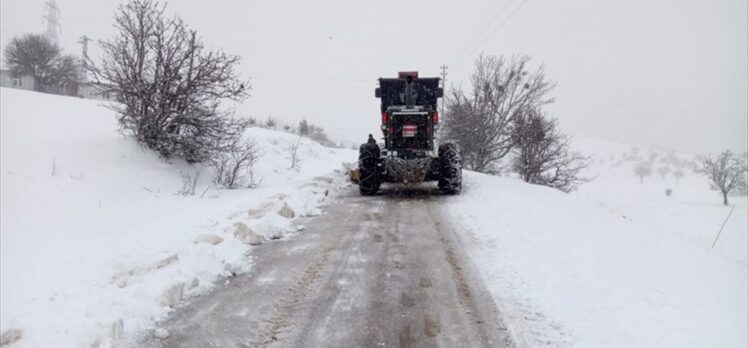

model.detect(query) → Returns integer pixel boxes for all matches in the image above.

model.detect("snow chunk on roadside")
[251,213,294,240]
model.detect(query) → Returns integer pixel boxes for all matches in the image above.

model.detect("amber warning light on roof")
[398,71,419,79]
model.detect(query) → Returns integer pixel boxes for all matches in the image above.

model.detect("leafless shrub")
[51,157,59,176]
[210,139,262,189]
[287,135,302,170]
[264,116,277,129]
[443,54,555,172]
[511,110,591,193]
[673,169,685,182]
[299,118,309,136]
[698,150,747,205]
[657,166,670,179]
[86,0,250,163]
[634,161,653,183]
[176,170,200,196]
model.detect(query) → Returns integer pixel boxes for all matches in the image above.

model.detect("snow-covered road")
[140,186,514,348]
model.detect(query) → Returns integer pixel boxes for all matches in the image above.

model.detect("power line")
[453,0,529,69]
[451,0,519,65]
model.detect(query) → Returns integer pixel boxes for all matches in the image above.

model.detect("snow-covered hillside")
[0,88,355,347]
[446,141,747,347]
[570,137,747,264]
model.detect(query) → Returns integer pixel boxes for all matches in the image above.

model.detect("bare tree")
[673,169,685,182]
[287,135,302,170]
[699,150,747,205]
[511,110,590,192]
[86,0,249,163]
[657,166,670,180]
[634,161,653,183]
[304,122,334,147]
[210,139,262,189]
[3,33,80,93]
[443,54,555,172]
[298,118,309,136]
[264,116,277,129]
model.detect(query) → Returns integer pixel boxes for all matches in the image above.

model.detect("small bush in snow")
[657,166,670,180]
[634,161,653,183]
[299,118,310,136]
[306,123,335,147]
[673,169,685,182]
[210,139,262,189]
[176,170,199,196]
[264,116,277,129]
[665,188,673,196]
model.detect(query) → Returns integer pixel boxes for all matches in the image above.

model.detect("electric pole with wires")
[78,35,91,67]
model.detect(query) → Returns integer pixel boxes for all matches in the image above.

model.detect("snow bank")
[446,167,747,347]
[0,88,355,347]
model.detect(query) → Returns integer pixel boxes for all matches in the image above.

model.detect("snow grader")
[357,71,462,195]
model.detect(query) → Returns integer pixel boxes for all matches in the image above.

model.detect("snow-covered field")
[0,87,355,347]
[446,142,747,347]
[2,87,745,347]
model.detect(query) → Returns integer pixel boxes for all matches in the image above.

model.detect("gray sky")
[2,0,746,153]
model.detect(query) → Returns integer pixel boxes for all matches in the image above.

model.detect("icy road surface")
[141,186,514,348]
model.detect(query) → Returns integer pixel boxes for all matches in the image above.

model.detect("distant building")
[0,69,35,91]
[78,82,114,101]
[0,68,113,101]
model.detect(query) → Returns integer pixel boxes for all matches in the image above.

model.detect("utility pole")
[78,35,90,60]
[43,1,61,45]
[439,65,448,117]
[78,35,91,65]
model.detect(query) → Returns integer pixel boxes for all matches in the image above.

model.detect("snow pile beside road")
[446,171,747,347]
[0,88,355,347]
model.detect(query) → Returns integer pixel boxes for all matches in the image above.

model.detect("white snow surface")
[0,88,355,347]
[446,142,747,347]
[2,87,746,347]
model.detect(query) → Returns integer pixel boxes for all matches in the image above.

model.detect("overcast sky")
[2,0,746,153]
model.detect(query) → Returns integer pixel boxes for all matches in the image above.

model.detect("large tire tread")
[358,143,381,195]
[438,143,462,194]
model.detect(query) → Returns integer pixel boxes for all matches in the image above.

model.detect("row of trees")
[632,161,686,183]
[3,34,81,93]
[252,117,335,147]
[443,55,589,192]
[632,151,746,206]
